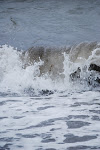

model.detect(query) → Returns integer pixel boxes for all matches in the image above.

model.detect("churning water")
[0,0,100,150]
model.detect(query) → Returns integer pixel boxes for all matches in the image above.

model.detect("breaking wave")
[0,42,100,96]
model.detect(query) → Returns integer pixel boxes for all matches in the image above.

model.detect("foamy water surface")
[0,0,100,150]
[0,43,100,149]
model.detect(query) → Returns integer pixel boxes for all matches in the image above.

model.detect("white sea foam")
[0,43,100,95]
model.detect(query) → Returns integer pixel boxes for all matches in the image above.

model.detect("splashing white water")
[0,45,58,94]
[0,43,100,95]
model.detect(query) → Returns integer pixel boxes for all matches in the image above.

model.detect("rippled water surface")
[0,0,100,49]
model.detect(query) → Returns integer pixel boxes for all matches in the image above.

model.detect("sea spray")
[0,42,100,95]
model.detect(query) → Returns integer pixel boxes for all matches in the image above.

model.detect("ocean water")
[0,0,100,150]
[0,0,100,49]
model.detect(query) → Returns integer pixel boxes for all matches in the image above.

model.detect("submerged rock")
[88,64,100,84]
[70,67,81,81]
[89,63,100,72]
[69,63,100,85]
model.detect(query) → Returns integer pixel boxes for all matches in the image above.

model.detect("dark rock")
[88,63,100,84]
[70,67,81,81]
[89,64,100,72]
[95,77,100,83]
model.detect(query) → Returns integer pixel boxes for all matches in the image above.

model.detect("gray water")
[0,1,100,150]
[0,92,100,150]
[0,0,100,49]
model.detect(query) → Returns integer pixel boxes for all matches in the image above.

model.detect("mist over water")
[0,1,100,150]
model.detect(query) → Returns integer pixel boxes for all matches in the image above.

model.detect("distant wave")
[0,42,100,95]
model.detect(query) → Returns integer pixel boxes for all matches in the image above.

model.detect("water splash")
[0,42,100,96]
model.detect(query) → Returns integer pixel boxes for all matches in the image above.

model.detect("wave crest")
[0,42,100,95]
